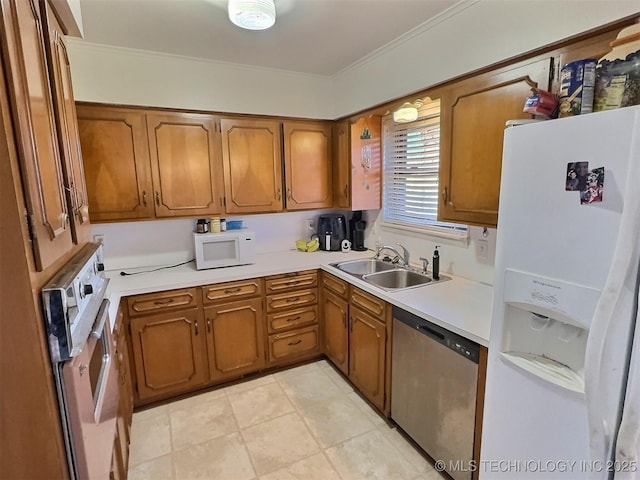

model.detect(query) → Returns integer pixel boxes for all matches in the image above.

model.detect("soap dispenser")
[432,246,440,280]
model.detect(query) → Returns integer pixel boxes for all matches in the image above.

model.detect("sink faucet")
[375,244,410,267]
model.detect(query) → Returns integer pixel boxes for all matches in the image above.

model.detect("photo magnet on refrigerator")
[580,167,604,205]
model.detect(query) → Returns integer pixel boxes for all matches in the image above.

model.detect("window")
[382,98,467,239]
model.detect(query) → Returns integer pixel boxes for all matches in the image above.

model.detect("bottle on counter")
[196,218,209,233]
[432,246,440,280]
[220,218,227,231]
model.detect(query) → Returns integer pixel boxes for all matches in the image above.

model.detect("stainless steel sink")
[334,258,397,276]
[330,257,448,291]
[363,269,432,290]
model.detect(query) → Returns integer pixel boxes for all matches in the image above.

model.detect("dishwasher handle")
[416,324,445,342]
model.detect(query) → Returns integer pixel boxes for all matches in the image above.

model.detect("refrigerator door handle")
[615,300,640,477]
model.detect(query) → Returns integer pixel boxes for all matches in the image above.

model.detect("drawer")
[265,270,317,293]
[266,288,317,313]
[321,272,348,298]
[267,305,318,334]
[127,288,199,316]
[202,278,263,304]
[350,287,386,321]
[268,325,319,363]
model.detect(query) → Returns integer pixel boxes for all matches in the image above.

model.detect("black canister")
[196,218,209,233]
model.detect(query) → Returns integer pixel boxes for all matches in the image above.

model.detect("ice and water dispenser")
[497,269,601,393]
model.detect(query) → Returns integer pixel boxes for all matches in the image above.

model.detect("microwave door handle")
[90,300,111,339]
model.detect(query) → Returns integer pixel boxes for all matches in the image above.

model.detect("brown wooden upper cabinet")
[283,120,332,210]
[78,106,224,222]
[1,0,82,270]
[41,1,89,238]
[333,116,381,210]
[146,113,224,217]
[438,57,552,227]
[77,106,154,222]
[221,117,333,214]
[220,118,283,214]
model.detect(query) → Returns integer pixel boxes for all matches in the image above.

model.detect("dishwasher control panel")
[394,306,480,364]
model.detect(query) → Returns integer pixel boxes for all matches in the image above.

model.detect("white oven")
[42,242,118,480]
[194,230,255,270]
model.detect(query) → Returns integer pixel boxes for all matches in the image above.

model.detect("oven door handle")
[90,300,111,339]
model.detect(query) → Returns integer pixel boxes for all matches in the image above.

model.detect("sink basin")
[334,258,397,276]
[363,269,432,290]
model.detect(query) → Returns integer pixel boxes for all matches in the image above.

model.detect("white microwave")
[194,230,255,270]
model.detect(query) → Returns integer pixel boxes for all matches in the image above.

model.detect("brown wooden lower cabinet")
[129,308,209,403]
[111,304,134,479]
[204,297,266,382]
[320,272,390,413]
[268,324,319,363]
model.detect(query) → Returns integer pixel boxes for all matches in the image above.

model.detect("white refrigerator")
[481,105,640,479]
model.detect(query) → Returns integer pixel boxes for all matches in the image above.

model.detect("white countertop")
[106,249,493,346]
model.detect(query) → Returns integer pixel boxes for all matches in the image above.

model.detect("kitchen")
[1,1,640,479]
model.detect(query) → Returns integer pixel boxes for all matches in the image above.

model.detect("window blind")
[382,99,467,237]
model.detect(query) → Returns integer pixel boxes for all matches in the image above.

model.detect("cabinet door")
[322,290,349,375]
[204,298,266,382]
[1,0,73,271]
[350,116,382,211]
[333,120,351,208]
[283,120,332,210]
[349,306,386,411]
[220,118,283,213]
[129,309,208,402]
[146,112,224,217]
[439,57,552,227]
[77,106,154,222]
[41,2,89,241]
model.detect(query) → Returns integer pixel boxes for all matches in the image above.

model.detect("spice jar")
[210,216,221,233]
[196,219,208,233]
[220,218,227,232]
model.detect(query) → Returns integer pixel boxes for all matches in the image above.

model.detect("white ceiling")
[78,0,460,76]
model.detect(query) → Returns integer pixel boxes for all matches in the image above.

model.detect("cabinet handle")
[142,190,147,206]
[207,318,211,333]
[287,280,299,286]
[343,313,347,328]
[155,191,160,206]
[219,197,224,207]
[288,339,302,346]
[276,188,281,200]
[224,287,241,294]
[349,316,354,332]
[287,316,301,322]
[287,188,292,200]
[441,187,448,204]
[343,184,348,198]
[153,298,174,306]
[194,320,199,336]
[286,297,300,303]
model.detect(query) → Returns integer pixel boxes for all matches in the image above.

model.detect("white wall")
[66,40,334,118]
[92,209,345,271]
[332,0,640,116]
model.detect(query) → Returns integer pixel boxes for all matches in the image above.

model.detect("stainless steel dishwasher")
[391,306,480,480]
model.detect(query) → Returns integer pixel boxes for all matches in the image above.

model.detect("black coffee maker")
[349,211,367,251]
[317,214,347,251]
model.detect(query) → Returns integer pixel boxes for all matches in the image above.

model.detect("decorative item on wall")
[393,100,424,123]
[361,144,372,190]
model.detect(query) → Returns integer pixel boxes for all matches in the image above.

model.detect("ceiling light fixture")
[393,102,419,123]
[228,0,276,31]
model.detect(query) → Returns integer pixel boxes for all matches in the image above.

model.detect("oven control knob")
[82,284,94,296]
[96,263,105,272]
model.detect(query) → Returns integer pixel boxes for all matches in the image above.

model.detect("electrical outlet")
[477,239,488,260]
[305,218,314,232]
[93,234,104,245]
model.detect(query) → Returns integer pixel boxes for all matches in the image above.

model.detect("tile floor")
[127,360,448,480]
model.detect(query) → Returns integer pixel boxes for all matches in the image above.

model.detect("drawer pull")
[153,298,174,306]
[288,339,302,346]
[286,297,300,303]
[207,318,211,333]
[194,320,199,336]
[224,287,242,294]
[287,316,301,322]
[287,280,299,286]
